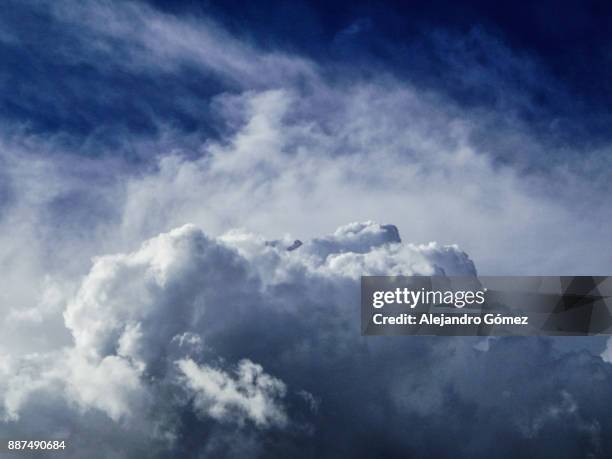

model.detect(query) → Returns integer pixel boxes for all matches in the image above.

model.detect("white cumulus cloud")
[178,358,288,428]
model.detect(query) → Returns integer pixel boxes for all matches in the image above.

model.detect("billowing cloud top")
[1,221,481,456]
[2,222,612,458]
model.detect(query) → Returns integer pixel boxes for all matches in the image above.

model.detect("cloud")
[49,0,315,87]
[1,221,612,458]
[0,1,611,457]
[65,352,147,423]
[0,221,480,456]
[601,338,612,364]
[114,85,610,277]
[178,358,288,428]
[0,1,609,305]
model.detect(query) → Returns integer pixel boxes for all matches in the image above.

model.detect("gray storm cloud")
[2,222,611,458]
[0,221,478,456]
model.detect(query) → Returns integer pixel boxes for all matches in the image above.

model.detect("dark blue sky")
[111,0,612,140]
[2,0,612,156]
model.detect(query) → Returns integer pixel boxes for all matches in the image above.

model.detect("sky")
[0,0,611,457]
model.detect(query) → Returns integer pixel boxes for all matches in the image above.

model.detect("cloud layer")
[2,222,612,458]
[0,221,478,456]
[0,1,611,457]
